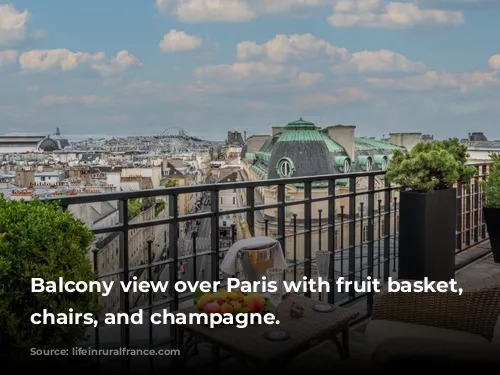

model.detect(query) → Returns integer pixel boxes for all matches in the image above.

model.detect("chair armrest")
[372,337,500,368]
[372,277,500,340]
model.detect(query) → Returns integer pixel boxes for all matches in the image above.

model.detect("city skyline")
[1,0,499,139]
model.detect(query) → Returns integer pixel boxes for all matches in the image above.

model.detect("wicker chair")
[364,275,500,367]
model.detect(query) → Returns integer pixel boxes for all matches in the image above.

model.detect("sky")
[0,0,499,141]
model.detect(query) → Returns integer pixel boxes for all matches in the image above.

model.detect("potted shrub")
[0,197,101,369]
[482,153,500,263]
[387,139,476,281]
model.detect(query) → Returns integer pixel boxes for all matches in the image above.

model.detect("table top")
[176,294,359,363]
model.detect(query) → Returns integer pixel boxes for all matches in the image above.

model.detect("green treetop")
[386,138,476,192]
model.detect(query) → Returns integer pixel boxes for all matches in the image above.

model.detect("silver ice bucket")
[236,242,277,282]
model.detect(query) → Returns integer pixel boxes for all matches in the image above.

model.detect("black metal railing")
[456,164,490,254]
[44,163,489,371]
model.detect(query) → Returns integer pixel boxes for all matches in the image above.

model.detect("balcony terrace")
[39,164,494,372]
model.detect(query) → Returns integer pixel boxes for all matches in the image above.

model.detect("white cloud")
[347,50,426,73]
[237,34,350,63]
[157,0,255,23]
[156,0,339,23]
[368,71,498,92]
[293,72,323,86]
[19,49,141,76]
[195,61,299,82]
[0,4,30,45]
[156,0,465,26]
[328,0,464,28]
[0,49,18,67]
[333,0,381,13]
[254,0,335,14]
[237,34,425,73]
[92,51,142,76]
[159,30,202,53]
[19,49,104,72]
[488,54,500,70]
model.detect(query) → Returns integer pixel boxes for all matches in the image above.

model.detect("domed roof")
[283,118,318,130]
[268,118,336,179]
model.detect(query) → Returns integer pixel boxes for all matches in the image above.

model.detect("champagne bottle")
[239,220,252,239]
[239,219,257,265]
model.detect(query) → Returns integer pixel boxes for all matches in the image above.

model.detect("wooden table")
[174,294,359,369]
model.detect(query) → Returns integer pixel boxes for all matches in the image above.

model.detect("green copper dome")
[277,118,323,143]
[284,118,318,130]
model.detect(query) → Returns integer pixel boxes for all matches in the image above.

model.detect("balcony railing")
[45,163,490,371]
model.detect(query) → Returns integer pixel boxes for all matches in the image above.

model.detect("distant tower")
[55,127,61,136]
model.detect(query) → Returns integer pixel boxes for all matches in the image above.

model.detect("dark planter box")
[484,207,500,263]
[398,188,456,281]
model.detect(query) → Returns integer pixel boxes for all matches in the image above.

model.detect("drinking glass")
[313,250,335,312]
[264,268,289,341]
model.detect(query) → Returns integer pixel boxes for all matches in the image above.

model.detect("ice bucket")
[236,242,276,283]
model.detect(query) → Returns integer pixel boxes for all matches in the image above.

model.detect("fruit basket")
[194,288,269,315]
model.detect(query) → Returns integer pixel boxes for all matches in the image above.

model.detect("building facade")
[241,119,405,262]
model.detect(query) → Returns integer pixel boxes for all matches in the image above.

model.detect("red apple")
[245,297,265,313]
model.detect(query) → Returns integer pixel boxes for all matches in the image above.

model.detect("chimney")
[272,127,284,136]
[326,125,356,160]
[244,131,247,141]
[389,132,422,151]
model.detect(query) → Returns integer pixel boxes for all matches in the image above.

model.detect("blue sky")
[0,0,499,140]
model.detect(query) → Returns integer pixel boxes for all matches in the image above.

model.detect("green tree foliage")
[127,198,155,221]
[165,178,178,187]
[483,153,500,208]
[0,197,101,355]
[127,198,142,220]
[386,138,476,192]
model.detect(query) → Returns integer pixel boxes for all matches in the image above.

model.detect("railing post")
[473,170,479,244]
[191,231,197,283]
[210,190,220,281]
[292,213,298,283]
[456,182,463,252]
[118,198,130,370]
[277,184,286,256]
[147,239,154,371]
[348,177,356,299]
[327,179,336,304]
[91,247,100,365]
[246,187,255,236]
[318,209,323,250]
[168,193,179,345]
[367,175,375,314]
[304,181,312,297]
[383,178,391,282]
[340,206,345,276]
[359,202,364,282]
[465,183,471,247]
[481,164,488,239]
[377,199,382,278]
[392,197,398,272]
